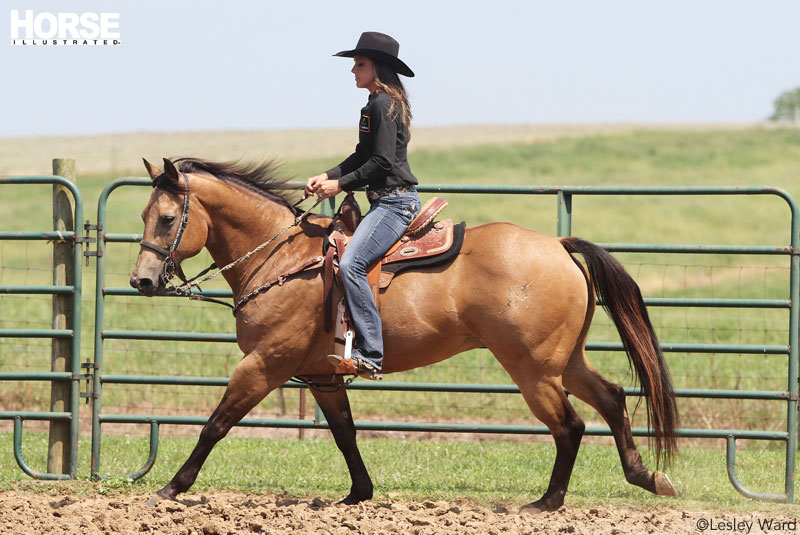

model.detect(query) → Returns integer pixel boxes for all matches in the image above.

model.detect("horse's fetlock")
[623,464,651,487]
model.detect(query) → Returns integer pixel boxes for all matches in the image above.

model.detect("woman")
[304,31,421,379]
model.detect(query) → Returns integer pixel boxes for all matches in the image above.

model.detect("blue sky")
[2,1,799,137]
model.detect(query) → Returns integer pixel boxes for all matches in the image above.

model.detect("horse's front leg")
[309,383,373,504]
[154,351,289,501]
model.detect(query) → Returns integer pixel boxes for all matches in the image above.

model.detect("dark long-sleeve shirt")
[325,91,418,192]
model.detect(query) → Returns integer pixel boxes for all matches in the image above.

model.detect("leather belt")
[366,185,416,202]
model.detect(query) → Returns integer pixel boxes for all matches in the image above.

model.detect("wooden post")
[48,158,76,475]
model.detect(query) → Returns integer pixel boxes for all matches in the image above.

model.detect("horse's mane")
[166,157,300,214]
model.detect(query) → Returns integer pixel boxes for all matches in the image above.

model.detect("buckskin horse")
[130,157,678,512]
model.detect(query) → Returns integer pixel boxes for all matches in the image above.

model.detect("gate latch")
[79,361,98,403]
[80,220,103,266]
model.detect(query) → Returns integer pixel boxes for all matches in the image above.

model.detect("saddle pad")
[383,219,454,265]
[379,221,466,288]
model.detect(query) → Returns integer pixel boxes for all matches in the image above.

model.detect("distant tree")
[770,87,800,126]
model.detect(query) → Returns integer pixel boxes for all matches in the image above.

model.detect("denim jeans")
[339,190,421,369]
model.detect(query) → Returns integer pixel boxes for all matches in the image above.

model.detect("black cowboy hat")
[334,31,414,77]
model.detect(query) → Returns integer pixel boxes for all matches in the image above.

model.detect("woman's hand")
[303,173,328,200]
[314,179,343,200]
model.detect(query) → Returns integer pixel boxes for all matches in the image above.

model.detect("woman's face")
[352,55,377,92]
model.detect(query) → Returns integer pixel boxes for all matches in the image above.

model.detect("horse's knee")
[329,422,357,449]
[199,417,228,444]
[553,412,585,448]
[568,414,585,442]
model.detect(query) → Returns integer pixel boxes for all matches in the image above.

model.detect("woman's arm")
[325,146,366,181]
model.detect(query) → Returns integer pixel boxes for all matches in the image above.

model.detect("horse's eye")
[160,215,176,225]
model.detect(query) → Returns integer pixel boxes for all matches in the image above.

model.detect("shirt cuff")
[325,166,342,180]
[337,172,360,191]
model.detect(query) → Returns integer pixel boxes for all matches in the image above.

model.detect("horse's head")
[130,158,209,295]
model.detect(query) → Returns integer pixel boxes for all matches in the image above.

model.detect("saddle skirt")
[322,194,465,332]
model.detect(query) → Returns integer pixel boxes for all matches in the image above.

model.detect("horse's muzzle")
[130,275,162,296]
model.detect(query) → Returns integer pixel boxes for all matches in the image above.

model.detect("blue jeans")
[339,190,421,369]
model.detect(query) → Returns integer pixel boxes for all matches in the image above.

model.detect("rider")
[303,31,421,379]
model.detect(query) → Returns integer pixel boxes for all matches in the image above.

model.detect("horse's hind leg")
[506,369,585,513]
[562,351,677,496]
[309,384,373,504]
[154,351,288,501]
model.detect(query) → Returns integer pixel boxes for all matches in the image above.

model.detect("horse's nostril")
[138,278,154,290]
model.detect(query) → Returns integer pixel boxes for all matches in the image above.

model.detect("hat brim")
[334,48,415,77]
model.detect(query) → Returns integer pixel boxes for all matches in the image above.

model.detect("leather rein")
[139,172,324,315]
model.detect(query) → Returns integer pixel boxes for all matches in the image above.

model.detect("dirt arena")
[0,490,796,535]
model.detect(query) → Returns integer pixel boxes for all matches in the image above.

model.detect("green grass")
[0,431,792,511]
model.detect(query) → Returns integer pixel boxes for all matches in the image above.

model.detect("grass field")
[1,124,799,502]
[0,431,792,511]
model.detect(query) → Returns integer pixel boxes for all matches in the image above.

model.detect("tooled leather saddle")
[322,193,466,338]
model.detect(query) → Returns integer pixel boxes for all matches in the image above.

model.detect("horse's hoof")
[518,499,561,514]
[337,495,367,506]
[337,490,372,506]
[654,471,677,496]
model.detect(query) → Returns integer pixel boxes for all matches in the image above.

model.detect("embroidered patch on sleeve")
[359,114,371,132]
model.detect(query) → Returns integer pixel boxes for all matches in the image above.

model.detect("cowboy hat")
[334,31,414,77]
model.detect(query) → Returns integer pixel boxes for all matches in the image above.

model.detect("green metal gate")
[1,174,797,502]
[0,175,85,479]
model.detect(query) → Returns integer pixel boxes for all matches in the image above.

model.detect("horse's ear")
[142,158,162,182]
[162,158,180,182]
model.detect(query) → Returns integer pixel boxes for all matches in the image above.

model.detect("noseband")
[139,172,192,287]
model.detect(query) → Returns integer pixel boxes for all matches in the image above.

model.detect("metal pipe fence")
[0,174,796,503]
[0,174,84,479]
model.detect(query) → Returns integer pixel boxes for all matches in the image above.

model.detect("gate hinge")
[79,361,99,404]
[782,391,800,402]
[82,220,104,266]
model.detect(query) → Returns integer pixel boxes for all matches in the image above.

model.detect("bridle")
[139,172,193,290]
[138,171,324,313]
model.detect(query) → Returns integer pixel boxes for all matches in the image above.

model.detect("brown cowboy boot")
[326,354,382,381]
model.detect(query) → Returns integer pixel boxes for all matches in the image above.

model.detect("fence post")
[557,190,572,237]
[47,158,76,475]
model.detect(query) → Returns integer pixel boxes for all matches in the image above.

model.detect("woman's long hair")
[373,60,412,140]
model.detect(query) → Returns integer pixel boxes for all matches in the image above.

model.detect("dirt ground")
[0,490,797,535]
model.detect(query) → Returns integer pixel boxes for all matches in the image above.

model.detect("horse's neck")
[198,182,298,295]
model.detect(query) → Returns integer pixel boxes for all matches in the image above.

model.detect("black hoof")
[337,493,371,505]
[155,486,179,502]
[519,497,563,514]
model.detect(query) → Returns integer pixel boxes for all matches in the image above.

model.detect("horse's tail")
[561,236,678,467]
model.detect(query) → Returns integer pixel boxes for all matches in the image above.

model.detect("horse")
[130,157,679,512]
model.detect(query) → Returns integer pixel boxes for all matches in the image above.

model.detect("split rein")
[139,172,325,316]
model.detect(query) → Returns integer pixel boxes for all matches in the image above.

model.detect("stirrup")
[326,354,382,381]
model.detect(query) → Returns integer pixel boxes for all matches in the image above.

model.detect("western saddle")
[322,193,461,366]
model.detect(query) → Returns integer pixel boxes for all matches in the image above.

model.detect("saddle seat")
[322,194,465,333]
[328,195,454,281]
